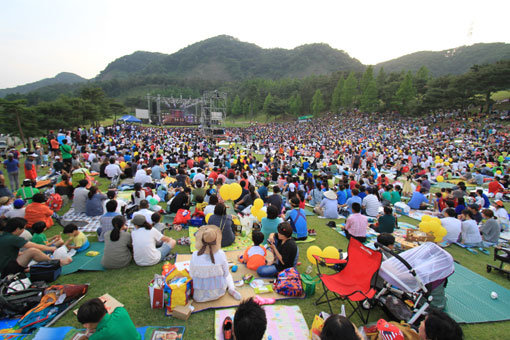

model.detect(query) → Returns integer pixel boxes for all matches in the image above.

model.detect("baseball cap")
[13,199,25,208]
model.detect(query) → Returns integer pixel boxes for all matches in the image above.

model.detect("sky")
[1,0,509,88]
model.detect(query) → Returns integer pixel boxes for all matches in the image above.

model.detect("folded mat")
[445,263,510,323]
[176,250,304,313]
[296,236,316,243]
[215,305,309,340]
[61,242,105,275]
[188,227,252,252]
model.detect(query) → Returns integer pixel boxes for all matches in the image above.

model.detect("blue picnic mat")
[445,263,510,323]
[60,242,105,275]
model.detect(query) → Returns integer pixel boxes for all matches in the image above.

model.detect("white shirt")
[193,173,206,184]
[132,227,164,266]
[134,169,152,185]
[495,207,509,228]
[362,194,381,217]
[440,217,462,243]
[5,208,26,219]
[135,209,154,224]
[105,164,122,178]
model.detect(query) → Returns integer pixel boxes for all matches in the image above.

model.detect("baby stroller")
[373,242,455,325]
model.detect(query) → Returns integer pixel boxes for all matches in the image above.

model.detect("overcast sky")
[1,0,508,88]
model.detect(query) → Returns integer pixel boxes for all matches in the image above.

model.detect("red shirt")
[488,181,503,194]
[349,180,357,190]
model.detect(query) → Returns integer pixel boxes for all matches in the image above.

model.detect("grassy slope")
[5,158,510,339]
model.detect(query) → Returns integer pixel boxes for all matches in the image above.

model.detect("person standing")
[24,153,38,181]
[3,154,19,192]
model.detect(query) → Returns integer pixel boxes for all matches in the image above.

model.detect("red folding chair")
[314,238,382,324]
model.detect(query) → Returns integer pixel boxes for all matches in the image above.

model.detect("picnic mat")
[445,263,510,323]
[188,227,252,252]
[296,236,316,243]
[214,305,309,340]
[61,242,105,275]
[61,208,101,233]
[176,250,304,313]
[30,326,185,340]
[407,210,440,222]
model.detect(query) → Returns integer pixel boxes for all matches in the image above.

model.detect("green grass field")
[4,161,510,339]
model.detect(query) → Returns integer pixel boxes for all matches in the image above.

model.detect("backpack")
[0,274,46,318]
[173,209,191,225]
[46,193,63,211]
[273,267,303,297]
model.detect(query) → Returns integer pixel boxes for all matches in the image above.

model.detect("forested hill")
[374,43,510,76]
[0,72,86,97]
[96,35,365,81]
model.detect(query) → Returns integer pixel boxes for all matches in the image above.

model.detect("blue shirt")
[260,217,283,245]
[3,159,19,173]
[345,196,362,214]
[151,165,163,180]
[337,190,347,205]
[320,198,339,219]
[285,208,308,238]
[408,192,429,210]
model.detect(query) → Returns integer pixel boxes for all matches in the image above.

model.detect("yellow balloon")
[421,215,432,222]
[253,198,263,210]
[307,246,322,264]
[233,159,237,164]
[448,158,453,162]
[486,163,493,168]
[219,184,231,201]
[250,206,259,216]
[444,162,450,166]
[230,183,243,201]
[322,246,340,266]
[255,210,267,222]
[120,161,126,169]
[419,221,434,233]
[496,170,502,175]
[435,155,440,159]
[436,175,444,183]
[205,213,213,223]
[469,163,474,168]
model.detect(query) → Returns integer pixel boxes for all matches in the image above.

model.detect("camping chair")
[314,238,382,324]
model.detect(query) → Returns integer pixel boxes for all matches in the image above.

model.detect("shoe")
[222,316,233,340]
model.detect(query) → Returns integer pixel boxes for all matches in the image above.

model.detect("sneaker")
[222,316,233,340]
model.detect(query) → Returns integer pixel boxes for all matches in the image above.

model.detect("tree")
[360,66,374,93]
[263,93,273,115]
[360,79,378,113]
[0,99,42,148]
[330,76,344,113]
[231,95,242,116]
[341,71,357,110]
[311,89,325,116]
[396,71,416,112]
[288,93,302,116]
[415,66,429,96]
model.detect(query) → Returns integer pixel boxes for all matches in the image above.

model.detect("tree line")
[0,87,125,147]
[226,60,510,117]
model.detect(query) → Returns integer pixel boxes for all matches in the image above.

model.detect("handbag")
[29,260,61,283]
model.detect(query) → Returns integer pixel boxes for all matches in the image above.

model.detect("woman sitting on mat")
[189,225,241,302]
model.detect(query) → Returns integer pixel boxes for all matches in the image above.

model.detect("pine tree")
[263,93,273,115]
[360,66,374,93]
[396,71,416,112]
[330,76,344,113]
[231,95,242,116]
[341,71,357,110]
[360,79,378,113]
[311,89,325,116]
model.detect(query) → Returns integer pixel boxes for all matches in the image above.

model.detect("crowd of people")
[1,110,509,339]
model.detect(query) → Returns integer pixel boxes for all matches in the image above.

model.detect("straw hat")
[324,190,337,200]
[0,197,9,205]
[195,225,222,257]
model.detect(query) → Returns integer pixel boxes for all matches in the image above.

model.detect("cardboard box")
[172,303,192,320]
[73,293,123,315]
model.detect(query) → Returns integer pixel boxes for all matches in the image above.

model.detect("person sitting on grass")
[0,217,71,278]
[418,309,463,340]
[407,188,430,210]
[190,225,241,302]
[371,206,397,234]
[257,222,297,278]
[76,297,140,340]
[24,193,59,229]
[97,200,120,242]
[195,195,207,212]
[285,197,308,241]
[342,202,368,243]
[63,223,90,252]
[260,204,283,245]
[151,212,166,233]
[238,231,266,271]
[102,215,132,270]
[479,209,500,247]
[131,214,176,266]
[31,221,63,247]
[320,314,361,340]
[459,209,482,247]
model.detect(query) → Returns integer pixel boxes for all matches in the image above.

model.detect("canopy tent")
[119,115,141,123]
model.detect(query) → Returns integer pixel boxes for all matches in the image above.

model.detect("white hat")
[29,153,38,157]
[324,190,337,200]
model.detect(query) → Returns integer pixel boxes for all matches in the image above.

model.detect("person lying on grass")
[0,217,71,278]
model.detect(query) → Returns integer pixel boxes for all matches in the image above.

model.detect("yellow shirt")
[71,231,88,247]
[195,202,207,212]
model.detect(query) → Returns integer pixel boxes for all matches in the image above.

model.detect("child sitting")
[63,223,90,252]
[238,231,266,271]
[195,195,207,212]
[31,221,64,247]
[151,212,166,233]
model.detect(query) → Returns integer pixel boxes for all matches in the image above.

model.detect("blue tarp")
[119,115,141,123]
